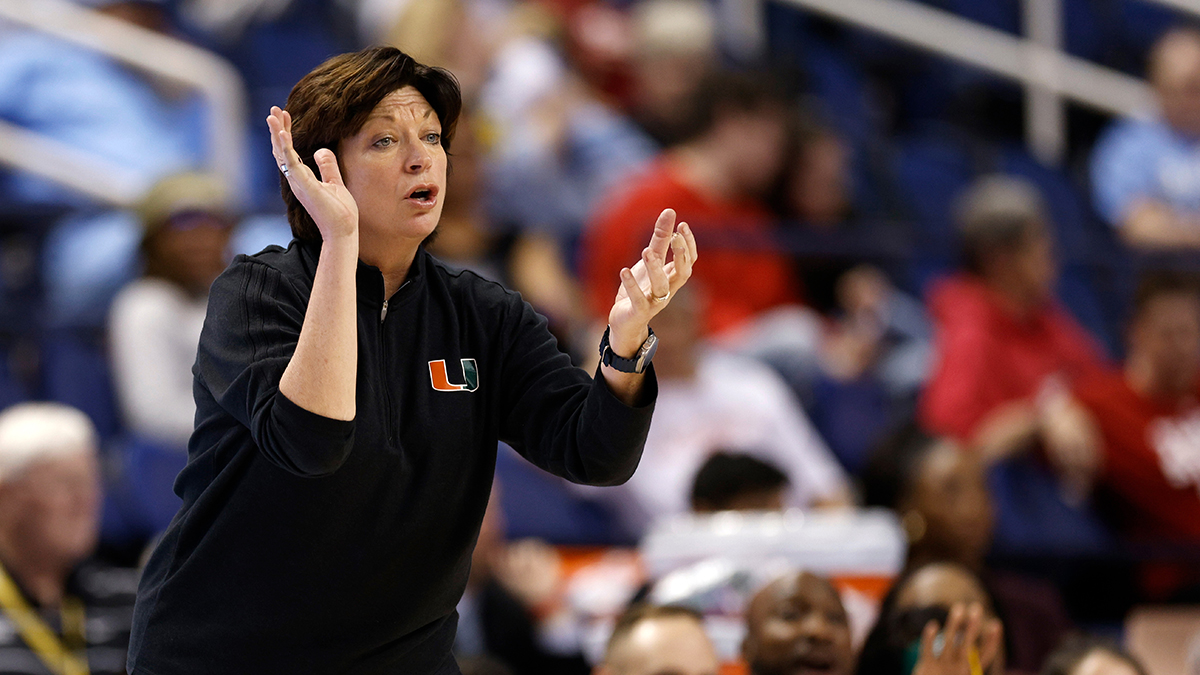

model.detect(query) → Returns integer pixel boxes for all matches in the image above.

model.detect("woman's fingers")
[669,231,693,289]
[648,208,676,260]
[620,268,649,313]
[919,620,939,662]
[979,619,1004,669]
[643,247,670,301]
[678,221,697,264]
[960,604,984,662]
[943,604,966,660]
[314,148,345,187]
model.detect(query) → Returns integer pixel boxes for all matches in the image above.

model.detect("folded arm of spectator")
[969,387,1103,501]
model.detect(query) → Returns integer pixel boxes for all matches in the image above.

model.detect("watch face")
[636,334,659,372]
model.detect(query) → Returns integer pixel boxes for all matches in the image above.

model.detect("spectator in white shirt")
[108,173,234,449]
[584,285,851,535]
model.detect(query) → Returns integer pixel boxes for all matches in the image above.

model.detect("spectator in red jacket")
[919,175,1107,478]
[582,71,800,338]
[1072,272,1200,542]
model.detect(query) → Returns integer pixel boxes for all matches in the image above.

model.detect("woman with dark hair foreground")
[1040,638,1147,675]
[127,46,696,674]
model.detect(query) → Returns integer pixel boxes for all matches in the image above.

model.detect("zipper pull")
[380,299,388,324]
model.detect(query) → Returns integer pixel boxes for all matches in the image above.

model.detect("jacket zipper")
[378,280,408,447]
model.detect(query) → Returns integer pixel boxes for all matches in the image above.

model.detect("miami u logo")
[429,358,479,392]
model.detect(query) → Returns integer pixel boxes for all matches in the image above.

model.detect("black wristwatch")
[599,326,658,374]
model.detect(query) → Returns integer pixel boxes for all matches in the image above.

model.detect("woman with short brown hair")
[127,46,696,674]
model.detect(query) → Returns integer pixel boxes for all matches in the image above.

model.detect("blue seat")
[0,346,28,412]
[809,375,893,476]
[39,329,121,440]
[988,455,1115,558]
[1113,0,1180,62]
[100,435,186,547]
[891,132,975,294]
[804,40,877,148]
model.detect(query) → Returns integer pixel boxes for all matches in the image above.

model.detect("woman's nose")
[406,143,432,173]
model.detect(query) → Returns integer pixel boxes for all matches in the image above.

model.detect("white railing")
[738,0,1164,165]
[1146,0,1200,19]
[0,0,248,208]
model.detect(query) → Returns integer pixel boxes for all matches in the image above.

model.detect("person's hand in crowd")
[606,208,697,359]
[1039,390,1104,503]
[912,603,1003,675]
[822,265,890,381]
[268,106,359,242]
[495,538,563,616]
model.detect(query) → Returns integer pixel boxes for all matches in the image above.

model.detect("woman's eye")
[374,137,393,148]
[424,133,440,144]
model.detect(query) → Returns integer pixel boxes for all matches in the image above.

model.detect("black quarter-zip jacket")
[127,240,656,675]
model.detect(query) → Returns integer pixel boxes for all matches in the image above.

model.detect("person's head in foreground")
[277,45,461,258]
[862,424,994,571]
[777,116,853,229]
[1149,27,1200,137]
[0,403,100,607]
[678,70,791,200]
[743,570,855,675]
[628,0,718,145]
[954,174,1056,311]
[690,451,790,513]
[1040,636,1147,675]
[1125,271,1200,398]
[594,603,719,675]
[137,172,235,297]
[856,562,1004,675]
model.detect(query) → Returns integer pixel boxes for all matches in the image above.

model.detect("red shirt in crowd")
[919,274,1107,442]
[581,159,800,336]
[1072,370,1200,541]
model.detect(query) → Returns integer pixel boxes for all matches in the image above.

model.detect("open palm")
[606,208,698,355]
[267,106,358,241]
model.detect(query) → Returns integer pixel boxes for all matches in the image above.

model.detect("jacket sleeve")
[194,257,356,477]
[496,294,656,486]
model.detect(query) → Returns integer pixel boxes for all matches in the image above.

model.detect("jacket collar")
[297,239,428,309]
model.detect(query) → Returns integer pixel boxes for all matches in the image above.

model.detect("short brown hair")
[953,174,1048,275]
[1131,270,1200,322]
[604,604,705,661]
[1040,635,1147,675]
[281,46,461,241]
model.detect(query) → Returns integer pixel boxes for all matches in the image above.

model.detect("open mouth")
[406,185,438,207]
[790,653,837,674]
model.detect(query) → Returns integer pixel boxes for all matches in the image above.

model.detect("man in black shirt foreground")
[0,403,139,675]
[128,46,697,674]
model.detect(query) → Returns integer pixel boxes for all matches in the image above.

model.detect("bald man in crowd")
[594,604,720,675]
[0,402,139,675]
[1092,27,1200,250]
[742,571,856,675]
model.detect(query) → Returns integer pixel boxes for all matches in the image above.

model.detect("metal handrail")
[0,0,248,208]
[770,0,1158,165]
[1144,0,1200,20]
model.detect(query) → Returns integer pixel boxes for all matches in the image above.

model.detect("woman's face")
[907,441,994,568]
[339,86,447,247]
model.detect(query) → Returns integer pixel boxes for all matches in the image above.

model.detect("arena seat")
[39,328,122,440]
[891,131,975,294]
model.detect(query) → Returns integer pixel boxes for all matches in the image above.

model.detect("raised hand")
[267,106,359,242]
[912,603,1004,675]
[607,208,698,357]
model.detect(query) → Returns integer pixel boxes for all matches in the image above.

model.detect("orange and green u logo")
[429,358,479,392]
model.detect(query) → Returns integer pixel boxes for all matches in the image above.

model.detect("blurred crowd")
[4,0,1200,673]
